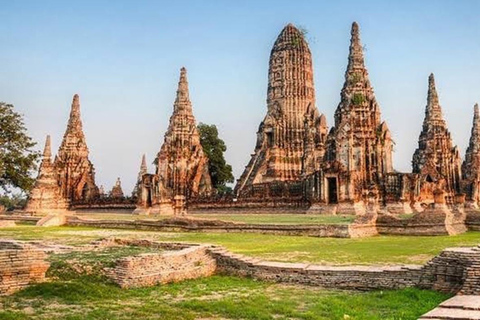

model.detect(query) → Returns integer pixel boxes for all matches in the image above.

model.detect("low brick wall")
[208,247,424,290]
[377,211,466,236]
[0,240,50,295]
[207,245,480,293]
[190,199,309,210]
[466,211,480,231]
[66,217,352,238]
[105,244,216,288]
[0,215,41,224]
[418,247,479,293]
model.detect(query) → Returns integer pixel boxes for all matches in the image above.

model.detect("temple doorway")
[146,187,152,207]
[327,177,338,204]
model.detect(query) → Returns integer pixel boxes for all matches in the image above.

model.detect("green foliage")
[291,26,309,48]
[351,93,366,105]
[0,103,39,192]
[350,72,362,84]
[197,123,234,193]
[0,193,27,210]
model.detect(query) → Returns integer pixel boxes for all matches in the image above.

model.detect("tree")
[0,102,39,193]
[197,123,234,194]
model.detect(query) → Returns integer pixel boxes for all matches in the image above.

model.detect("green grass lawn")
[1,226,480,265]
[191,213,355,224]
[75,212,356,225]
[0,271,448,320]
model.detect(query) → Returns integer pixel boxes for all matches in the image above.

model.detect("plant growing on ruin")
[197,123,234,194]
[350,73,362,84]
[0,102,39,193]
[351,93,366,105]
[292,26,309,47]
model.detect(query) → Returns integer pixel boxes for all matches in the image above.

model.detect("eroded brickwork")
[235,24,327,197]
[135,68,212,215]
[110,178,124,199]
[412,74,462,204]
[462,104,480,207]
[0,241,49,295]
[54,95,99,202]
[320,22,394,205]
[26,95,99,214]
[106,245,216,288]
[25,136,68,214]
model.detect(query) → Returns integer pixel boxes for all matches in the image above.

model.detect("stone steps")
[419,295,480,320]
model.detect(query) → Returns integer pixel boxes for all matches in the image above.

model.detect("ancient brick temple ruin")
[26,22,480,217]
[234,23,328,199]
[462,104,480,208]
[26,94,99,214]
[233,22,479,214]
[307,22,394,213]
[411,74,462,206]
[135,68,213,215]
[132,154,147,198]
[24,136,68,214]
[110,178,124,199]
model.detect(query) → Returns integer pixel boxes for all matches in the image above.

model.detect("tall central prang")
[235,23,327,197]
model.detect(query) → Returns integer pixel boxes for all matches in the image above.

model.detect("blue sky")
[1,0,479,193]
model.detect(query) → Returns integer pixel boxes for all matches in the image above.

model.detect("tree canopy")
[197,123,234,194]
[0,102,39,193]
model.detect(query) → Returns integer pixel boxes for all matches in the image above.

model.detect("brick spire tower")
[136,68,212,215]
[155,67,212,198]
[462,103,480,205]
[412,74,462,196]
[133,154,148,197]
[54,94,99,202]
[324,22,393,202]
[235,23,327,197]
[25,135,68,214]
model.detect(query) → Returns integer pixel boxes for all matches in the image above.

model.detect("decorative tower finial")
[427,73,440,108]
[346,21,365,72]
[474,103,479,122]
[64,94,84,138]
[175,67,190,109]
[43,135,52,160]
[140,154,147,172]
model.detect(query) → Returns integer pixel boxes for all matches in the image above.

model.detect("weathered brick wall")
[208,246,480,293]
[0,240,50,295]
[377,211,467,236]
[466,211,480,231]
[105,245,216,288]
[66,217,353,238]
[417,247,477,293]
[458,246,480,295]
[208,247,424,290]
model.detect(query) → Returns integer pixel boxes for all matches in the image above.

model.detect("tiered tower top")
[57,94,89,160]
